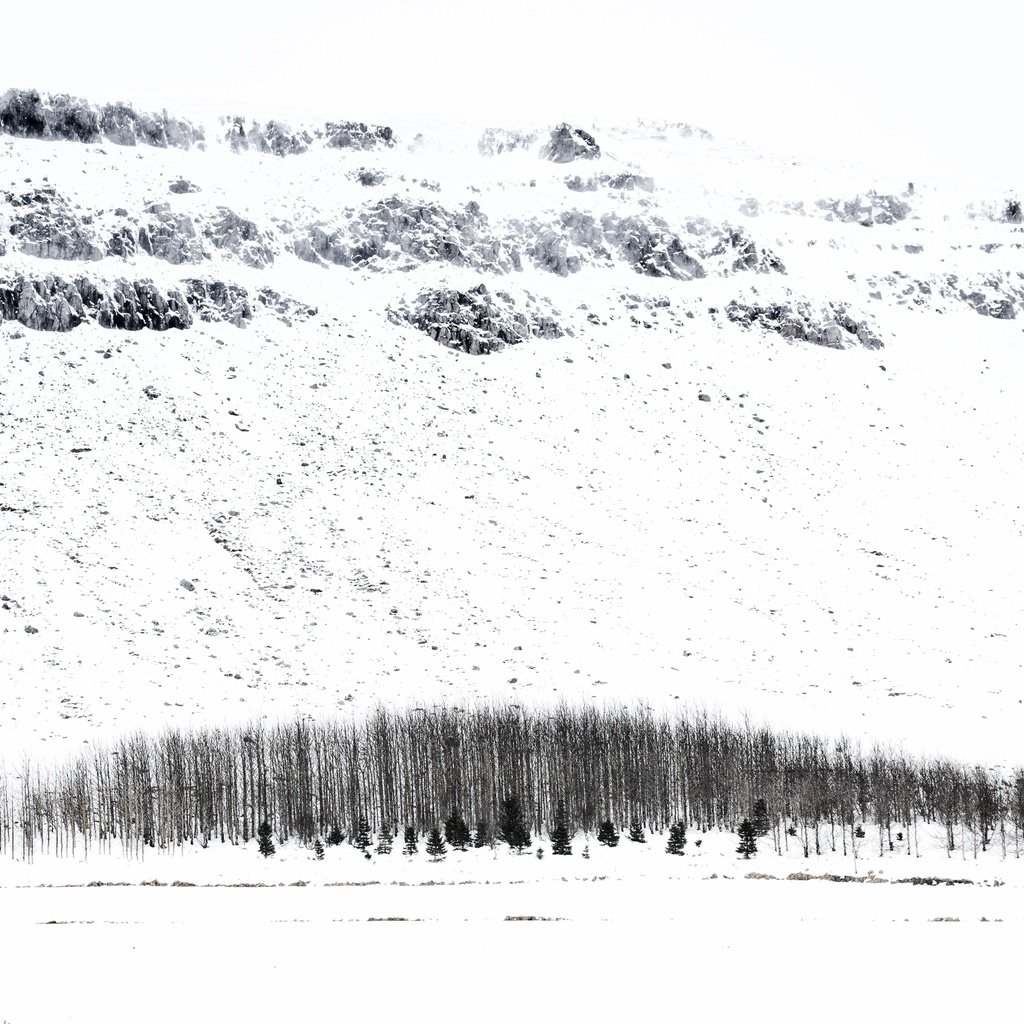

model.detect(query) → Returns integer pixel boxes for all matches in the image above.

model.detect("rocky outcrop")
[4,186,104,261]
[0,275,191,331]
[293,224,351,266]
[224,116,313,156]
[541,124,600,163]
[724,299,882,349]
[637,119,714,142]
[603,215,705,279]
[296,197,520,273]
[256,288,318,324]
[478,128,539,156]
[181,279,253,327]
[204,208,275,268]
[566,172,655,193]
[394,283,563,354]
[324,120,394,150]
[817,191,911,226]
[523,212,610,276]
[134,202,208,264]
[353,168,387,186]
[711,230,786,274]
[0,90,204,148]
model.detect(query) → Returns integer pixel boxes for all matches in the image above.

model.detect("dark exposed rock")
[1005,199,1022,223]
[204,208,274,268]
[169,179,200,194]
[394,282,563,354]
[181,279,253,327]
[478,128,539,156]
[324,120,394,150]
[4,185,104,261]
[0,274,191,331]
[724,299,882,349]
[0,89,206,149]
[541,123,600,163]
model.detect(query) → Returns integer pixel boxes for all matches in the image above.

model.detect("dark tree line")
[1,703,1022,862]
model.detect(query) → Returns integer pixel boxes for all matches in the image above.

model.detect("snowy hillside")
[2,88,1023,765]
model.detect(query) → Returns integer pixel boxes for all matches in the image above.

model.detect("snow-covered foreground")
[0,875,1019,1022]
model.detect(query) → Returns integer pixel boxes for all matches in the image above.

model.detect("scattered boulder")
[541,123,600,163]
[168,179,200,194]
[394,283,563,355]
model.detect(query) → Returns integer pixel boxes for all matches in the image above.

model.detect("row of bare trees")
[2,703,1022,861]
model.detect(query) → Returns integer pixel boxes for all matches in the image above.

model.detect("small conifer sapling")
[597,820,619,847]
[426,826,447,861]
[403,826,419,856]
[257,820,275,859]
[550,802,573,856]
[628,820,646,843]
[737,818,758,859]
[666,821,687,855]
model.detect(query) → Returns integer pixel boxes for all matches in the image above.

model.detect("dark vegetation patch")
[3,704,1022,867]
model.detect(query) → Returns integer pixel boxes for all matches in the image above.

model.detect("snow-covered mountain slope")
[1,89,1022,763]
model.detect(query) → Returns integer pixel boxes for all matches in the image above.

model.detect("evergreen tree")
[498,795,531,852]
[736,818,758,859]
[628,819,646,843]
[426,826,447,861]
[313,837,325,861]
[376,821,394,855]
[326,824,344,847]
[403,825,419,856]
[474,819,491,848]
[666,821,687,855]
[550,802,573,856]
[353,816,372,854]
[751,798,771,838]
[597,820,619,847]
[444,809,471,851]
[257,820,275,858]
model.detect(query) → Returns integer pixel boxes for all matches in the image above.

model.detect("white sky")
[7,0,1023,179]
